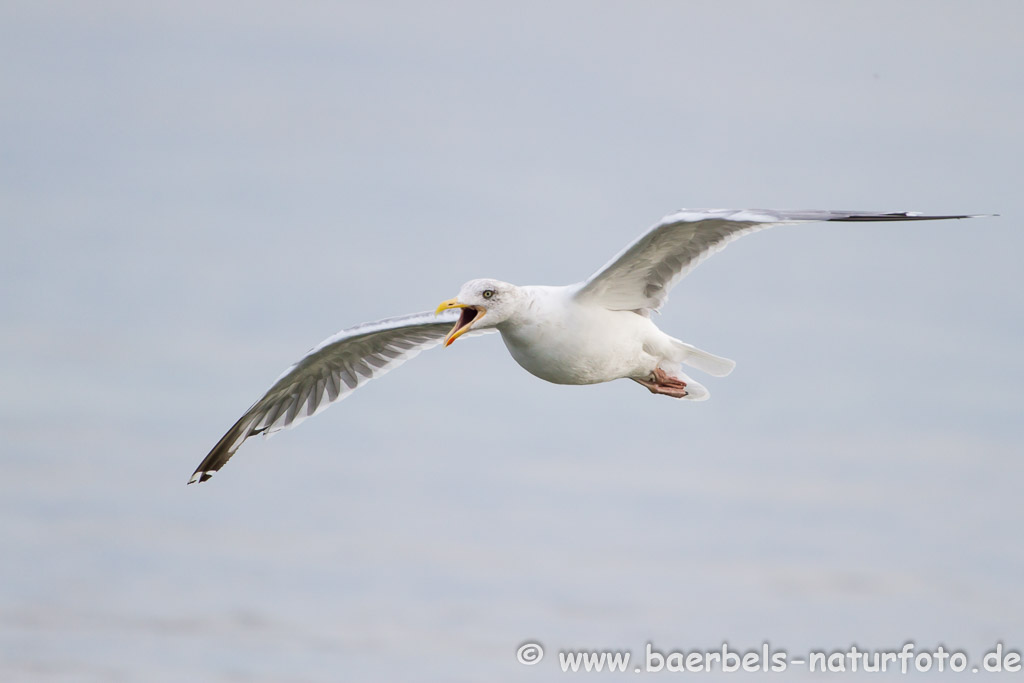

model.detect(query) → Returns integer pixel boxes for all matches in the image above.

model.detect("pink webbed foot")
[632,367,689,399]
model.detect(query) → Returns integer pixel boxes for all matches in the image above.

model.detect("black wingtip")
[826,212,986,222]
[187,470,213,485]
[188,412,259,486]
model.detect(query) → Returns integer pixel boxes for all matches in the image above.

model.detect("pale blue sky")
[2,1,1022,680]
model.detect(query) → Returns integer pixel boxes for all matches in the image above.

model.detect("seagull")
[189,208,982,484]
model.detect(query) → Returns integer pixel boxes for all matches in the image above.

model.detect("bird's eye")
[482,289,495,299]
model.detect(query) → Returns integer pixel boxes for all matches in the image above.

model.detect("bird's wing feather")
[573,208,977,312]
[189,310,495,484]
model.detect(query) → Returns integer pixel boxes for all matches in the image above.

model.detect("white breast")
[497,286,664,385]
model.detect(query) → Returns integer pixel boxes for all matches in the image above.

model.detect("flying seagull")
[190,208,982,484]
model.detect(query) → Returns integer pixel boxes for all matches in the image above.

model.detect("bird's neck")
[500,285,569,330]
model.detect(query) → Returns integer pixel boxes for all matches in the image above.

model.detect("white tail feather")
[677,371,709,401]
[672,340,736,377]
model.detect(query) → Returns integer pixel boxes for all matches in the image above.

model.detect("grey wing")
[573,208,980,312]
[189,310,495,484]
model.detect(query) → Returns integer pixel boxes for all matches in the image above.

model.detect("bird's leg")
[632,368,689,398]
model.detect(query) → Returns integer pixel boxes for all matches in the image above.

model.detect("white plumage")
[190,208,982,484]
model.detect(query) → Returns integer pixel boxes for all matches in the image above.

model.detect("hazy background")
[2,1,1021,680]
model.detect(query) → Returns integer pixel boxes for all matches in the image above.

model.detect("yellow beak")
[435,298,463,316]
[435,297,482,347]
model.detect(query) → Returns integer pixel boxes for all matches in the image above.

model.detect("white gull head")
[434,278,528,346]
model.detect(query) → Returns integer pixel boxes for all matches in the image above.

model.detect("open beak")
[435,298,485,347]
